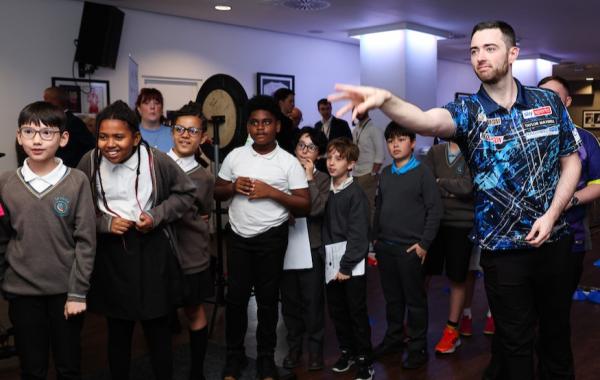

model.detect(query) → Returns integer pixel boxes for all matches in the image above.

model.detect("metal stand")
[207,115,227,337]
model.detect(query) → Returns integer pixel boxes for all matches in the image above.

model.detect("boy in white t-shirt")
[215,95,310,380]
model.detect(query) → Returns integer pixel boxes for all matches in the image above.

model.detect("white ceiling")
[90,0,600,80]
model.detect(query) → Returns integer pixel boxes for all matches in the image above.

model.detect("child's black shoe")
[332,350,355,373]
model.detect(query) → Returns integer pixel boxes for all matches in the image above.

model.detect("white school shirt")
[96,148,153,222]
[330,175,353,194]
[218,144,308,238]
[167,149,199,172]
[21,158,67,193]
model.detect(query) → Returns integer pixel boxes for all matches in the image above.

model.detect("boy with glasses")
[0,101,96,380]
[280,126,329,371]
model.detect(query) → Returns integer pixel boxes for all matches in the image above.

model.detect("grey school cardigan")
[77,146,197,235]
[173,165,214,274]
[0,168,96,301]
[307,170,330,249]
[422,144,474,228]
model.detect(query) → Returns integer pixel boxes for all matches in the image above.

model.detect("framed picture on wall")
[51,77,110,115]
[582,110,600,129]
[256,72,295,96]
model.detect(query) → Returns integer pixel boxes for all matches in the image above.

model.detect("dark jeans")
[481,236,574,380]
[8,294,84,380]
[225,223,288,358]
[375,241,428,352]
[280,248,325,355]
[106,316,172,380]
[326,275,372,359]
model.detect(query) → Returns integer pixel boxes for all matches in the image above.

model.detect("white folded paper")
[324,241,365,284]
[283,218,313,270]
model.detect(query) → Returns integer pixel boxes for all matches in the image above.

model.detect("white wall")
[0,0,360,170]
[436,59,480,106]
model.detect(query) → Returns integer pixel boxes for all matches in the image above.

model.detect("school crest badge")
[53,196,71,217]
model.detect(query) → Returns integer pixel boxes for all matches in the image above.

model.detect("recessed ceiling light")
[215,5,231,11]
[586,77,594,81]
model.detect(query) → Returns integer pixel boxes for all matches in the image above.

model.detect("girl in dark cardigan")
[77,100,195,380]
[167,101,215,380]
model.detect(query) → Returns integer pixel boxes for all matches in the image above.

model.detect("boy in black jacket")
[322,138,373,380]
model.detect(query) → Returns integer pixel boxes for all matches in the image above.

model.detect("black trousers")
[106,316,172,380]
[8,294,84,380]
[326,275,372,358]
[225,223,288,358]
[375,241,428,352]
[280,248,325,355]
[481,236,574,380]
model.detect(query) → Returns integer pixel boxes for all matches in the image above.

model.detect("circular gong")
[196,74,248,162]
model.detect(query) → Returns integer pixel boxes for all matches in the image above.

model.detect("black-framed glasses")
[248,118,274,127]
[296,142,318,153]
[19,127,61,141]
[173,125,203,136]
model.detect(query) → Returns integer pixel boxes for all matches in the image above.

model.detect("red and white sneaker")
[459,315,473,337]
[435,326,461,354]
[484,315,495,335]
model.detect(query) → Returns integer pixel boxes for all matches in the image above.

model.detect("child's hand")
[110,217,134,235]
[233,177,254,196]
[300,158,315,181]
[64,300,86,319]
[407,243,427,264]
[248,179,275,200]
[136,212,154,233]
[335,272,350,281]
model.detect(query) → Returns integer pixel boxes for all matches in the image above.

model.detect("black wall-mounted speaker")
[74,2,124,70]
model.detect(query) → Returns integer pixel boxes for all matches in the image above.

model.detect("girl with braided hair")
[77,100,196,380]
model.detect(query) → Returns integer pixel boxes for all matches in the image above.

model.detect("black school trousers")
[375,240,428,352]
[481,236,574,380]
[326,274,372,359]
[225,223,288,359]
[280,248,325,355]
[8,293,84,380]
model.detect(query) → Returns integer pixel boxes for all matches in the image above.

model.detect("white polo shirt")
[218,144,308,238]
[21,158,67,193]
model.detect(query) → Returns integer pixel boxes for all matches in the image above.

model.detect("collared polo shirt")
[218,144,308,238]
[21,158,67,193]
[167,149,199,173]
[444,79,581,250]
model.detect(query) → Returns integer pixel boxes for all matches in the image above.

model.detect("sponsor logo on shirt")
[487,117,502,127]
[477,113,487,123]
[480,133,504,144]
[572,128,582,146]
[522,106,552,119]
[53,196,71,217]
[524,126,559,140]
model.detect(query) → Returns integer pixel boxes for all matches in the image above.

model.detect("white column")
[359,29,439,156]
[512,58,556,86]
